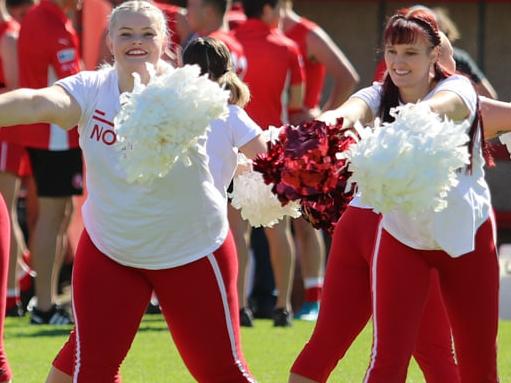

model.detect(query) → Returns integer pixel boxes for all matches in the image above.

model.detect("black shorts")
[27,148,83,197]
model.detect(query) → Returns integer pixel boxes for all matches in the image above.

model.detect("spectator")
[0,0,83,325]
[0,0,32,318]
[281,0,359,321]
[234,0,305,327]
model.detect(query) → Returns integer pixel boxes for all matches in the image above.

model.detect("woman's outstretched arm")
[0,85,81,129]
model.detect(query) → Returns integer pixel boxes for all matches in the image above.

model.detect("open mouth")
[125,49,148,57]
[393,69,411,76]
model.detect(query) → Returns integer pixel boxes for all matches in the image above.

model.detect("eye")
[385,48,397,55]
[144,32,156,38]
[120,32,131,37]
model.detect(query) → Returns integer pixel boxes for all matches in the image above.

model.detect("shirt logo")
[57,48,77,64]
[91,109,117,146]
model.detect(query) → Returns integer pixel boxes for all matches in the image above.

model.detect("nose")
[130,35,143,45]
[390,54,407,68]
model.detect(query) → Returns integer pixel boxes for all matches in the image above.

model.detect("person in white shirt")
[0,1,256,381]
[182,36,268,328]
[291,8,498,383]
[182,36,266,202]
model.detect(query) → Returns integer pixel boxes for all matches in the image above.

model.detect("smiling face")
[107,9,166,79]
[384,33,438,91]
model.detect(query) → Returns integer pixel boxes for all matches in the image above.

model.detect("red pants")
[365,218,499,383]
[291,206,459,383]
[53,230,254,383]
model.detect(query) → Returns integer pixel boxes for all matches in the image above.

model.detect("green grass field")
[5,316,511,382]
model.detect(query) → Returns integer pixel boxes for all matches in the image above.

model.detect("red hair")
[384,9,441,48]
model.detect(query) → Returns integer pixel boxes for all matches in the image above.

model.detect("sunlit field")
[5,316,511,382]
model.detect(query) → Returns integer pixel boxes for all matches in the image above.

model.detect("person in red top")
[234,0,304,130]
[281,0,359,321]
[234,0,305,327]
[0,0,34,319]
[186,0,247,78]
[1,0,83,325]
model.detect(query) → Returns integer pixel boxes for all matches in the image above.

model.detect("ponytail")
[218,71,250,107]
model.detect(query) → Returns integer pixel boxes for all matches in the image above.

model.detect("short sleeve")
[350,82,383,118]
[55,71,98,126]
[49,30,81,79]
[228,105,263,148]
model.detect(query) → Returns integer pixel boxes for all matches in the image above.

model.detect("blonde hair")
[108,0,169,41]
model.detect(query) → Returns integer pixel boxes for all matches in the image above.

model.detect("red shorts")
[0,141,31,177]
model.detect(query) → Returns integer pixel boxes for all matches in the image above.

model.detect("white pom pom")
[114,64,230,184]
[229,167,301,228]
[346,103,471,216]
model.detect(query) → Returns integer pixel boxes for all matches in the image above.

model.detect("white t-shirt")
[206,104,262,200]
[350,74,492,257]
[56,67,229,269]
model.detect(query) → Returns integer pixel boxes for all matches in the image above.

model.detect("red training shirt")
[3,0,80,150]
[234,19,304,129]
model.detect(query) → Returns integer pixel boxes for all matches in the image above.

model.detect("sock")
[304,277,324,302]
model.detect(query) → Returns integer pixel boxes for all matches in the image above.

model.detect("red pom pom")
[253,118,356,233]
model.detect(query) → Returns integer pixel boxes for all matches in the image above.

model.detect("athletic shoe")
[294,301,320,321]
[239,307,254,327]
[273,308,292,327]
[30,305,74,325]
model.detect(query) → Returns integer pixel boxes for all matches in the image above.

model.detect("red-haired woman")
[290,9,498,383]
